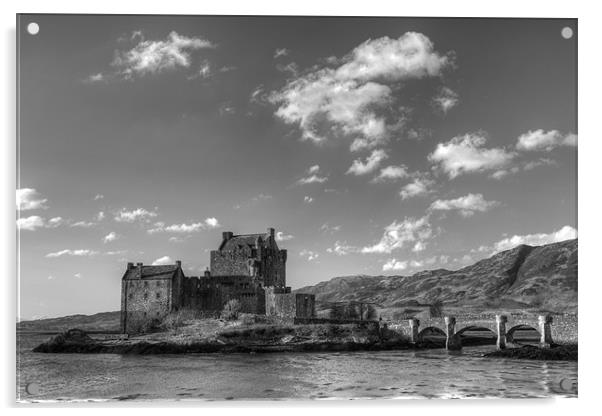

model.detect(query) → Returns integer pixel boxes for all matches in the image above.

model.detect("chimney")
[127,262,134,270]
[267,227,275,238]
[204,267,211,277]
[175,260,182,268]
[136,262,143,278]
[222,231,233,241]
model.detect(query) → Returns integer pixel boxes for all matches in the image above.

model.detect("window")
[156,281,161,287]
[143,293,148,300]
[128,293,133,300]
[156,292,161,299]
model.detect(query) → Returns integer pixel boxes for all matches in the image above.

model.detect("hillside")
[297,239,577,315]
[17,311,121,333]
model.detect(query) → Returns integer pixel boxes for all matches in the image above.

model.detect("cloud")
[96,211,105,221]
[400,176,434,200]
[299,250,319,261]
[17,188,48,211]
[362,216,432,254]
[429,133,516,178]
[429,193,499,217]
[492,225,577,253]
[103,232,119,243]
[85,73,105,83]
[523,158,557,171]
[412,241,426,252]
[74,273,82,279]
[371,165,409,183]
[516,130,577,152]
[152,256,174,265]
[148,218,219,233]
[270,32,451,148]
[46,217,64,228]
[45,249,98,258]
[114,208,158,223]
[17,216,45,231]
[346,149,388,176]
[71,221,96,228]
[274,48,290,59]
[320,223,341,234]
[275,231,294,242]
[93,194,104,200]
[303,196,314,204]
[326,241,358,256]
[383,259,408,271]
[433,86,459,114]
[296,165,328,185]
[110,31,215,79]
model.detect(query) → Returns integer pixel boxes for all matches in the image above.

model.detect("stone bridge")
[389,314,559,350]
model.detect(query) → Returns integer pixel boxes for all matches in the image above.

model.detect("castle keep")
[120,227,315,333]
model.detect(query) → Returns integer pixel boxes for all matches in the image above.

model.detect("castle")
[120,227,315,333]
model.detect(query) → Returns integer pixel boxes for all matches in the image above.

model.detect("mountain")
[17,311,121,333]
[297,239,577,315]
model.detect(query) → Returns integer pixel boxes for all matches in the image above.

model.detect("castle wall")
[121,277,172,333]
[265,287,315,318]
[210,250,251,276]
[181,275,265,314]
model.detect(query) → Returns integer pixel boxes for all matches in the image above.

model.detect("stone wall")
[210,250,251,276]
[121,277,172,333]
[265,287,315,318]
[181,275,266,314]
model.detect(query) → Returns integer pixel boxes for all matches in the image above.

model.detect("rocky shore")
[484,344,577,361]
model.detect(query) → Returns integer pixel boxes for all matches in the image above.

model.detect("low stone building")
[120,227,315,333]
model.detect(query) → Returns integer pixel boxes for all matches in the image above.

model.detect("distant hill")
[17,311,121,333]
[297,239,577,315]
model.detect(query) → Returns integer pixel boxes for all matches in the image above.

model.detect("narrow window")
[156,292,161,299]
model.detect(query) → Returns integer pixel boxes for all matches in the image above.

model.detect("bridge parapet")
[394,314,561,350]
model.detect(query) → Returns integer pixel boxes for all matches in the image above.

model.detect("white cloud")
[17,188,48,211]
[114,208,158,223]
[46,217,64,228]
[103,232,119,243]
[516,130,577,152]
[320,223,341,234]
[400,176,434,200]
[85,73,104,83]
[362,216,432,254]
[270,32,450,148]
[299,250,319,261]
[74,273,82,279]
[523,158,557,171]
[429,133,515,178]
[326,241,358,256]
[371,165,409,183]
[493,225,577,253]
[17,216,45,231]
[96,211,105,221]
[274,48,290,59]
[204,217,220,228]
[297,165,328,185]
[45,249,98,258]
[433,86,459,114]
[275,231,294,242]
[429,193,499,217]
[93,194,104,200]
[111,31,215,78]
[346,149,388,176]
[304,196,314,203]
[152,256,174,265]
[383,259,408,271]
[148,217,219,233]
[71,221,96,228]
[412,241,426,252]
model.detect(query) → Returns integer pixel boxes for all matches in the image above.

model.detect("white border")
[2,0,600,414]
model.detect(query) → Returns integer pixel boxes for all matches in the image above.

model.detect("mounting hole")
[26,382,40,395]
[561,27,573,39]
[27,22,40,35]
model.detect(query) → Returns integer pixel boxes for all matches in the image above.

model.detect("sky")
[17,15,577,320]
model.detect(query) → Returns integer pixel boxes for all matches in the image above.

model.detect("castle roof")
[219,233,273,251]
[122,264,182,280]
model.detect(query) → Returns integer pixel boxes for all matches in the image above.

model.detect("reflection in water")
[17,334,577,401]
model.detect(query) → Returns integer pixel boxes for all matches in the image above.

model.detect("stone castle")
[120,227,315,333]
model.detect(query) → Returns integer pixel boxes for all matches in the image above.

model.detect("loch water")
[17,333,577,402]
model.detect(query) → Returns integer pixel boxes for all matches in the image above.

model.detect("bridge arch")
[506,324,541,344]
[417,326,446,342]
